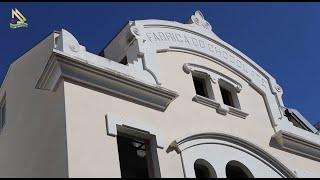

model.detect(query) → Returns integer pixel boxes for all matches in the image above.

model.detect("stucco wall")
[0,34,68,177]
[62,50,320,177]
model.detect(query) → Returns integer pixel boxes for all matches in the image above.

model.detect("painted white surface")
[0,33,68,177]
[105,113,165,148]
[181,143,281,178]
[0,10,319,178]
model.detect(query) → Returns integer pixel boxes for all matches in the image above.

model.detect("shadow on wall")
[269,138,320,162]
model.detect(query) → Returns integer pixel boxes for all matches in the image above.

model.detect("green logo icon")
[10,8,28,29]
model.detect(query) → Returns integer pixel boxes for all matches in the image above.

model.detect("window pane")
[194,159,216,178]
[195,164,211,178]
[117,134,150,178]
[193,76,208,98]
[226,161,253,178]
[220,86,234,107]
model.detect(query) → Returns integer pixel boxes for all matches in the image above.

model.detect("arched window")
[194,159,217,178]
[226,160,253,178]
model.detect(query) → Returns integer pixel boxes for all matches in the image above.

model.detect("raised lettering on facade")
[146,30,268,90]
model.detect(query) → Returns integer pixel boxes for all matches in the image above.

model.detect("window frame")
[184,64,248,119]
[218,79,241,109]
[116,125,161,178]
[191,71,214,100]
[105,114,164,177]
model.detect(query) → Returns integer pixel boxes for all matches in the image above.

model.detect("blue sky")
[1,3,319,125]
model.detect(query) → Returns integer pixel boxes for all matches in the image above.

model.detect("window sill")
[192,95,249,119]
[228,106,249,119]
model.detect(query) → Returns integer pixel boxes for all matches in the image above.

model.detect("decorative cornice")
[35,50,178,112]
[272,130,320,162]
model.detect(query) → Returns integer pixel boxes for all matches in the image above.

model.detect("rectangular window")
[220,86,235,107]
[192,75,210,98]
[116,126,160,178]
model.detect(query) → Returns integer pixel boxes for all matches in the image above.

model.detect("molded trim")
[192,95,248,119]
[169,131,297,178]
[35,50,178,112]
[105,113,164,148]
[272,130,320,162]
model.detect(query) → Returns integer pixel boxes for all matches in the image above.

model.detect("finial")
[195,10,204,19]
[189,10,212,31]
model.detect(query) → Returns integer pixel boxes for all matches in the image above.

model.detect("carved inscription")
[145,30,268,89]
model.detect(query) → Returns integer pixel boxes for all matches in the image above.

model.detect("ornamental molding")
[188,10,212,32]
[55,29,161,86]
[47,13,320,160]
[272,129,320,162]
[35,50,178,112]
[130,26,141,37]
[124,12,320,157]
[105,113,165,148]
[183,63,243,92]
[128,21,285,127]
[192,95,248,119]
[184,63,248,119]
[168,131,297,178]
[55,29,87,59]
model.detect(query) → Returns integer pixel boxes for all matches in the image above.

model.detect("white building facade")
[0,11,319,178]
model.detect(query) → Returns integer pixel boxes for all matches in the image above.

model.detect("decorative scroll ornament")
[69,43,79,52]
[190,10,212,31]
[129,26,146,42]
[275,84,282,92]
[236,84,243,92]
[130,26,141,36]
